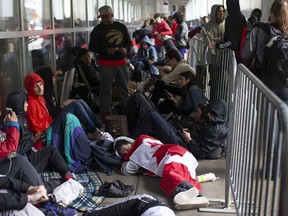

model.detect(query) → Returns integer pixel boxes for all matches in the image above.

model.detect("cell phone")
[6,107,12,115]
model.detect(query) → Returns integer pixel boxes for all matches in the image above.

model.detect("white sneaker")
[175,196,209,210]
[173,187,199,205]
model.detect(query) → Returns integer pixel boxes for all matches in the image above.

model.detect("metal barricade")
[228,64,288,215]
[200,64,288,215]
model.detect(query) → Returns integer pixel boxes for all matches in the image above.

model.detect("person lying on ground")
[114,135,209,210]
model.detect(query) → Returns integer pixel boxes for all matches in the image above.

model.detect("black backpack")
[260,26,288,89]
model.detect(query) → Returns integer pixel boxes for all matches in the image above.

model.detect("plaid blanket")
[39,171,105,211]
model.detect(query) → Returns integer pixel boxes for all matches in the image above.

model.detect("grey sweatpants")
[0,203,45,216]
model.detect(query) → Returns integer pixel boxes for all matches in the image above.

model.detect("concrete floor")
[95,159,236,216]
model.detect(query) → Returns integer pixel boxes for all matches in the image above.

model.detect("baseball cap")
[97,5,113,18]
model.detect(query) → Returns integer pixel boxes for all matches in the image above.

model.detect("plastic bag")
[53,179,84,206]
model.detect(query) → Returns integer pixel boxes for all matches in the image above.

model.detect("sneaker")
[41,202,78,216]
[98,181,132,198]
[175,195,209,210]
[173,187,199,205]
[114,180,135,193]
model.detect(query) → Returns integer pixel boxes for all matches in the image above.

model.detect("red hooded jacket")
[24,73,53,133]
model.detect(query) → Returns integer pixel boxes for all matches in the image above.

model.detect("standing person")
[152,13,173,58]
[172,11,189,57]
[202,4,226,42]
[208,0,247,63]
[89,5,132,119]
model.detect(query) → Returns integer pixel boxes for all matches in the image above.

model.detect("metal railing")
[189,36,288,215]
[226,64,288,215]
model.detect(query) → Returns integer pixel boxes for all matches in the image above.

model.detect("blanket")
[39,171,104,211]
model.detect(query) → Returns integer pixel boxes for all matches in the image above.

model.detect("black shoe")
[113,180,135,193]
[99,181,132,198]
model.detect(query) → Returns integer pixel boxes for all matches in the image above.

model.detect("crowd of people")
[1,0,287,215]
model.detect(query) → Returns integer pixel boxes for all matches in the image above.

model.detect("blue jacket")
[137,36,158,62]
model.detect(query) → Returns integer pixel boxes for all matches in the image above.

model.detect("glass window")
[87,0,99,27]
[53,0,72,28]
[0,38,21,112]
[23,0,51,30]
[75,32,87,48]
[55,33,74,72]
[0,0,19,31]
[25,35,53,73]
[73,0,87,27]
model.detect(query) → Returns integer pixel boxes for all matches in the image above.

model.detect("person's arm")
[0,112,20,158]
[121,161,141,175]
[159,21,173,36]
[0,176,30,210]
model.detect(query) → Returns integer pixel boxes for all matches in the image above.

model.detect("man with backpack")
[242,0,288,104]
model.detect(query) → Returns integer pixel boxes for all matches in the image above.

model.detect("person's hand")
[148,60,154,65]
[107,47,117,54]
[181,130,192,143]
[63,99,75,106]
[27,185,48,204]
[157,34,162,40]
[33,132,43,143]
[153,31,158,35]
[208,41,216,49]
[4,112,18,124]
[118,47,127,55]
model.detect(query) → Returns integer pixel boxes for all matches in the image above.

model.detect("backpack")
[260,26,288,89]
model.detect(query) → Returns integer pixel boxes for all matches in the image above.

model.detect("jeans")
[130,110,186,147]
[63,99,103,132]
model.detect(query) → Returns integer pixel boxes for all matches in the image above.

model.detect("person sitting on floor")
[149,49,196,108]
[5,91,78,181]
[114,135,209,210]
[23,74,92,172]
[127,95,228,159]
[158,70,206,114]
[129,36,159,82]
[28,71,103,140]
[0,176,47,216]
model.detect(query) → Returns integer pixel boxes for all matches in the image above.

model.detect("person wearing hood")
[5,91,76,189]
[113,135,208,210]
[129,99,228,159]
[23,74,92,172]
[129,36,159,82]
[208,0,247,63]
[34,68,103,140]
[202,4,225,42]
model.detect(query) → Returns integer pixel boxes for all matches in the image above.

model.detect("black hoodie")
[217,0,247,54]
[187,99,228,159]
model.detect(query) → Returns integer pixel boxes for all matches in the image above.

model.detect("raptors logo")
[106,29,123,45]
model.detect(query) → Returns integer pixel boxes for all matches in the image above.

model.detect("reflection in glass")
[53,0,72,28]
[75,32,87,48]
[55,33,74,72]
[0,38,21,112]
[73,0,87,27]
[25,35,53,72]
[0,0,19,31]
[23,0,51,30]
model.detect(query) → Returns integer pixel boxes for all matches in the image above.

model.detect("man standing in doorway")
[89,5,132,120]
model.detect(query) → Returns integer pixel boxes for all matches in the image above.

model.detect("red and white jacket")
[122,135,201,196]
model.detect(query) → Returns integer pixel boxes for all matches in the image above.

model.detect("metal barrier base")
[198,198,236,214]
